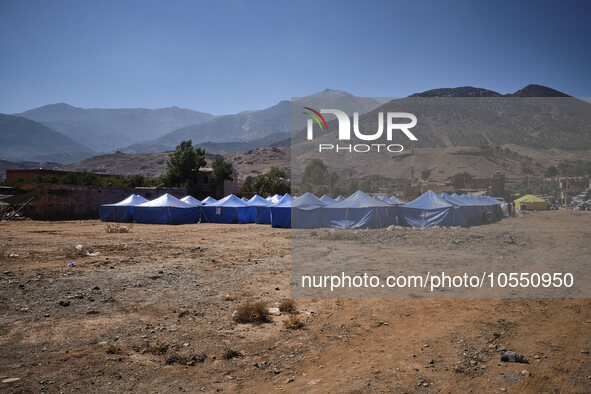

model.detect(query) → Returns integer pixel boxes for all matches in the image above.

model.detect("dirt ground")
[0,210,590,393]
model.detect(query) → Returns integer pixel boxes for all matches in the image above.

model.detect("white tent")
[201,196,217,205]
[181,196,203,206]
[134,194,200,225]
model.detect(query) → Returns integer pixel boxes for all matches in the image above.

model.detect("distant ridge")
[411,86,503,97]
[124,91,381,154]
[508,84,570,97]
[411,84,571,98]
[17,104,215,152]
[0,113,93,163]
[308,88,355,98]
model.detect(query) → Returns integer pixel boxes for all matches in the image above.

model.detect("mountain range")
[16,104,215,152]
[0,114,93,163]
[1,84,587,170]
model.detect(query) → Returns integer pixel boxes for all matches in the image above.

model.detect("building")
[194,168,240,198]
[6,169,114,182]
[403,184,454,201]
[542,176,590,190]
[3,168,241,220]
[6,167,240,200]
[451,172,505,197]
[3,183,187,220]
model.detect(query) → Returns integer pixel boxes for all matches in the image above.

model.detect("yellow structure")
[514,194,548,211]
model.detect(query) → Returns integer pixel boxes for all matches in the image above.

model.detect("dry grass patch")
[279,299,297,313]
[222,348,242,360]
[284,314,305,330]
[105,224,132,233]
[233,300,270,324]
[165,350,207,366]
[144,341,169,355]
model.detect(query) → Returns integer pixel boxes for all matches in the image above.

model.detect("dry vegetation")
[279,298,297,313]
[283,314,305,330]
[233,300,270,324]
[105,223,132,233]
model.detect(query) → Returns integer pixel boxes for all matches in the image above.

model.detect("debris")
[268,307,281,316]
[500,351,529,363]
[9,253,19,258]
[521,369,530,376]
[503,235,515,244]
[75,244,83,251]
[67,262,75,268]
[59,300,70,307]
[2,378,20,384]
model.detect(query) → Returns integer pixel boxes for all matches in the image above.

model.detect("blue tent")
[268,194,282,204]
[440,192,482,225]
[389,196,407,205]
[292,192,327,228]
[100,194,148,222]
[378,196,406,205]
[201,196,217,205]
[270,194,293,228]
[320,195,336,204]
[334,195,346,202]
[321,190,397,229]
[134,194,199,225]
[398,190,468,227]
[181,196,203,206]
[200,194,256,224]
[458,193,501,221]
[246,194,273,224]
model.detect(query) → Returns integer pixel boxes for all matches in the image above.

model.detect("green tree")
[240,166,290,196]
[163,140,206,194]
[544,165,558,177]
[209,157,234,193]
[345,180,359,196]
[301,159,338,195]
[421,169,432,181]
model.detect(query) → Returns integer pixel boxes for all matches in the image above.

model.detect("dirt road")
[1,210,590,393]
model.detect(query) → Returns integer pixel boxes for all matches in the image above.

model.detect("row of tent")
[100,190,503,228]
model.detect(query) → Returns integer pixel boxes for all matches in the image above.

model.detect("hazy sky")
[1,0,589,114]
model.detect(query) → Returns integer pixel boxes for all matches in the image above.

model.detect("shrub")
[233,300,270,324]
[165,350,206,366]
[222,348,242,360]
[278,299,296,313]
[105,224,131,233]
[284,314,305,330]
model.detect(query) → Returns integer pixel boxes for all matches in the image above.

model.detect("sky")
[1,0,590,115]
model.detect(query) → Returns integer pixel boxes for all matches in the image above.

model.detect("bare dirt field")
[1,210,590,393]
